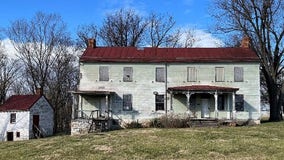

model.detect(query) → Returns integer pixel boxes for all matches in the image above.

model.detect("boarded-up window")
[234,67,244,82]
[235,94,244,111]
[155,95,165,111]
[215,67,225,82]
[123,94,132,111]
[10,113,16,123]
[156,67,165,82]
[123,67,133,82]
[187,67,197,82]
[99,66,109,81]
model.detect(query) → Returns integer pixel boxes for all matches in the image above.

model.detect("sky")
[0,0,223,55]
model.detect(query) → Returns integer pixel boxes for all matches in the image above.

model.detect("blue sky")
[0,0,214,36]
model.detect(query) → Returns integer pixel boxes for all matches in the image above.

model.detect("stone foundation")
[71,119,90,135]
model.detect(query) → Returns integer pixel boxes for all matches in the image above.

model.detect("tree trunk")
[268,82,282,121]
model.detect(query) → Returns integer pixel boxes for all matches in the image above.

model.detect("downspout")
[165,62,168,115]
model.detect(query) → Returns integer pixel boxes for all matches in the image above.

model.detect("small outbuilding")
[0,94,54,141]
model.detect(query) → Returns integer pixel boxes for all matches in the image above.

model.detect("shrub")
[149,114,191,128]
[124,120,143,129]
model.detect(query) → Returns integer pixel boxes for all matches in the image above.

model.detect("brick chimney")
[35,87,43,95]
[240,36,250,48]
[88,39,96,48]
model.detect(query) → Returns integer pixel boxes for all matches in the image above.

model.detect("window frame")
[123,67,133,82]
[123,94,133,111]
[99,66,109,81]
[155,94,165,111]
[155,67,165,82]
[215,67,225,82]
[10,113,16,123]
[234,67,244,82]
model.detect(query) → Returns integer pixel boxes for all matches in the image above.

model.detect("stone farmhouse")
[0,92,54,141]
[71,38,260,134]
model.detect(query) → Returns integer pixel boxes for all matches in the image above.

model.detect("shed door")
[7,132,13,141]
[33,115,40,127]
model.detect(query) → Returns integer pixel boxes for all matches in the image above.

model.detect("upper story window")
[155,95,165,111]
[156,67,165,82]
[10,113,16,123]
[215,67,225,82]
[99,66,109,81]
[123,67,133,82]
[235,94,244,111]
[234,67,244,82]
[123,94,132,111]
[187,67,197,82]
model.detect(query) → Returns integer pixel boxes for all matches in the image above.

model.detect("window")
[217,95,225,110]
[187,67,197,82]
[16,132,20,138]
[215,67,225,82]
[234,67,244,82]
[156,67,165,82]
[10,113,16,123]
[123,94,132,111]
[235,94,244,111]
[123,67,133,82]
[99,66,109,81]
[155,95,165,111]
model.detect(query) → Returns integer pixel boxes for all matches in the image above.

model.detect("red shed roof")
[80,47,259,63]
[0,95,42,111]
[168,85,239,92]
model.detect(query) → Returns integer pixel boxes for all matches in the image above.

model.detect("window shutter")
[123,67,133,82]
[187,67,197,82]
[215,67,225,82]
[123,94,132,111]
[99,66,109,81]
[156,67,165,82]
[234,67,244,82]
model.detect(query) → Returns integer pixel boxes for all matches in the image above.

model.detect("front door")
[7,132,13,141]
[201,99,210,118]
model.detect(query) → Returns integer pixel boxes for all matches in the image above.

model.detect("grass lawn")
[1,121,284,160]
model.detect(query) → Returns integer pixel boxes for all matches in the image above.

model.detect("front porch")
[168,85,239,120]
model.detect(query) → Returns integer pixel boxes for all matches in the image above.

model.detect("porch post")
[232,92,236,120]
[214,91,218,119]
[105,95,109,118]
[79,95,83,118]
[186,92,192,115]
[170,91,173,111]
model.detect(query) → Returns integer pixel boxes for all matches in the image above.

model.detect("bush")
[124,120,143,129]
[149,114,191,128]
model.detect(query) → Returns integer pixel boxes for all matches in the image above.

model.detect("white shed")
[0,94,54,141]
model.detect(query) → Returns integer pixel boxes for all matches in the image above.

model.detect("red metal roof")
[0,95,42,111]
[80,47,259,63]
[168,85,239,92]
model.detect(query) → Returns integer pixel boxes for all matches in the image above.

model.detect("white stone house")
[0,94,54,141]
[71,39,260,133]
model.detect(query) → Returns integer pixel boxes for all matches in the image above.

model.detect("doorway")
[33,115,40,128]
[201,99,210,118]
[7,132,13,141]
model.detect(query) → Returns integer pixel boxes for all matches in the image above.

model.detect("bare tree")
[100,9,148,47]
[6,12,77,132]
[76,23,99,50]
[147,13,176,47]
[0,44,19,104]
[213,0,284,121]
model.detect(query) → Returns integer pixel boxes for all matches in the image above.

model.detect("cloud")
[1,38,17,58]
[192,30,224,47]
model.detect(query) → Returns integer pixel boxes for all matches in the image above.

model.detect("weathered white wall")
[78,62,260,122]
[0,111,30,141]
[29,96,54,138]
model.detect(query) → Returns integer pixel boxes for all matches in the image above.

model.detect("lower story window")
[155,95,165,111]
[235,94,244,111]
[16,132,20,138]
[218,95,225,110]
[123,94,132,111]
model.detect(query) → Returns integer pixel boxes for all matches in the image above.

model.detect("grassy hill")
[1,121,284,160]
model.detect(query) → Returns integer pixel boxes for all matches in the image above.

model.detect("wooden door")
[33,115,39,127]
[7,132,13,141]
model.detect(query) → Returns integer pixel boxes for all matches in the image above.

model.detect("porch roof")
[71,90,114,95]
[168,85,239,92]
